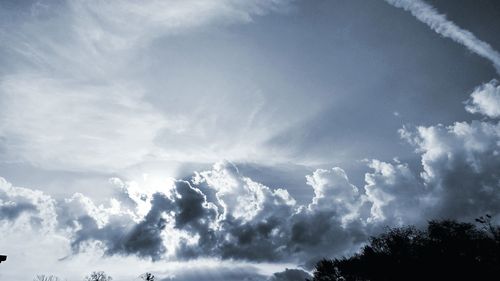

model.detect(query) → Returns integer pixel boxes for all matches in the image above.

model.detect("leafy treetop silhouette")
[33,275,64,281]
[84,271,112,281]
[309,217,500,281]
[139,272,155,281]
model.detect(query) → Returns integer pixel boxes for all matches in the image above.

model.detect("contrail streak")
[385,0,500,74]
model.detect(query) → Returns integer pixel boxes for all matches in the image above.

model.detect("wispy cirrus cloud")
[0,0,300,173]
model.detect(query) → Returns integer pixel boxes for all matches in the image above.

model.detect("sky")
[0,0,500,280]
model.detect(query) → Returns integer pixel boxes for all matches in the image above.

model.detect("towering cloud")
[400,120,500,220]
[363,159,424,225]
[385,0,500,73]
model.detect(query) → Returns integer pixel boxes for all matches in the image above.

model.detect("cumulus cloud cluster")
[62,162,367,265]
[0,78,499,280]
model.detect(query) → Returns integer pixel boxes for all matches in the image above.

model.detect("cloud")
[384,0,500,73]
[465,79,500,118]
[56,161,367,265]
[268,268,311,281]
[0,177,71,281]
[65,180,217,261]
[3,87,500,264]
[159,264,267,281]
[67,0,292,52]
[364,159,425,225]
[1,76,500,274]
[0,77,166,171]
[400,119,500,220]
[0,177,56,231]
[2,1,498,279]
[368,80,500,224]
[0,200,36,221]
[192,162,369,264]
[306,168,361,219]
[0,0,296,173]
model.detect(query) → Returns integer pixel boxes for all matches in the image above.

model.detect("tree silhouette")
[33,275,64,281]
[84,271,112,281]
[139,272,155,281]
[309,218,500,281]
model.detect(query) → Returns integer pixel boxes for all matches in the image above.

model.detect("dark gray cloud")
[269,268,311,281]
[58,162,368,265]
[0,201,36,221]
[66,181,219,261]
[0,177,56,230]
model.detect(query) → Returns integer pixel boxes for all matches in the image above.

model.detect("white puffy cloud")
[306,168,361,220]
[465,80,500,118]
[193,161,296,222]
[364,160,425,225]
[0,177,69,281]
[0,176,57,232]
[363,78,500,224]
[401,119,500,220]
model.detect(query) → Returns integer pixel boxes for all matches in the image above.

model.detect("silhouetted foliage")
[139,272,155,281]
[33,275,64,281]
[309,218,500,281]
[84,271,112,281]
